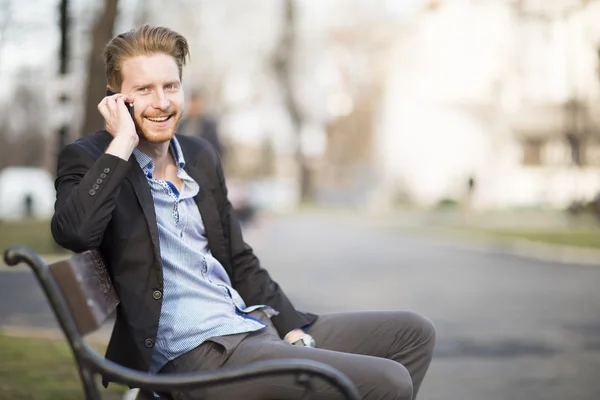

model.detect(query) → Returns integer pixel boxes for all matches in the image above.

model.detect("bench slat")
[48,250,119,335]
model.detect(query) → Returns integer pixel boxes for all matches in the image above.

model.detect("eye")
[138,87,149,93]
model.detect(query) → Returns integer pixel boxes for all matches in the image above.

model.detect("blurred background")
[1,0,600,399]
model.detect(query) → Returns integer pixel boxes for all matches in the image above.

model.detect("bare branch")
[81,0,119,137]
[272,0,313,201]
[0,0,13,66]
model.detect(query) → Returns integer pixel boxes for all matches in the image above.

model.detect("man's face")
[120,53,184,144]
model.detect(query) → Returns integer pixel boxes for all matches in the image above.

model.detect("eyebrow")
[131,81,180,90]
[131,83,150,90]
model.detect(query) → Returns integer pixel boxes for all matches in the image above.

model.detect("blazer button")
[89,189,96,196]
[96,178,103,184]
[100,173,107,179]
[104,168,111,174]
[92,184,99,190]
[144,338,154,348]
[152,290,162,300]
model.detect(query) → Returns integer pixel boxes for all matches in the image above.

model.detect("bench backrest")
[48,250,118,335]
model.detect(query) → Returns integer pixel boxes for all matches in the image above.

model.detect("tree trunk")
[272,0,312,203]
[80,0,119,137]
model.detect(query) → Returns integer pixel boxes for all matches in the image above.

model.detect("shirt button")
[144,338,154,348]
[100,173,107,179]
[89,189,96,196]
[104,168,111,174]
[92,184,99,190]
[152,290,162,300]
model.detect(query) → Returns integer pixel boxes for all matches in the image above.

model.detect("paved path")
[1,211,599,399]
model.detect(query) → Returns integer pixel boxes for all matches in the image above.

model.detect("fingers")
[115,97,129,113]
[97,97,110,120]
[98,94,133,117]
[107,96,119,115]
[98,93,133,109]
[97,93,135,136]
[112,93,133,103]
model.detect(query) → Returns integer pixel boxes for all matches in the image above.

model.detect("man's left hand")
[284,329,317,347]
[283,329,305,344]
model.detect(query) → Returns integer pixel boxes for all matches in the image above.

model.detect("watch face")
[301,334,316,348]
[291,334,316,347]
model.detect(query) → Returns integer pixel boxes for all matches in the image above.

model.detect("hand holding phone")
[106,89,135,120]
[98,89,137,141]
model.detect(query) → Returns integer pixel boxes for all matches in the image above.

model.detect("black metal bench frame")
[4,245,360,400]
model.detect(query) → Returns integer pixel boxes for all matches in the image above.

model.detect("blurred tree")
[272,0,313,202]
[0,0,11,53]
[80,0,119,137]
[316,8,396,203]
[0,73,47,168]
[256,136,276,177]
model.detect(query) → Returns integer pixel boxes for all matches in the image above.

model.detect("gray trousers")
[159,310,435,400]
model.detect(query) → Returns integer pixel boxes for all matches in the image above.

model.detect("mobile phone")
[106,89,135,120]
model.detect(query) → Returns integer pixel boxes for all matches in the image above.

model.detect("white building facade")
[376,0,600,210]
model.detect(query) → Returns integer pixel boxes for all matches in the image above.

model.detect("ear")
[106,86,117,97]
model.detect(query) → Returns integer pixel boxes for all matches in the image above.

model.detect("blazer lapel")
[125,158,162,275]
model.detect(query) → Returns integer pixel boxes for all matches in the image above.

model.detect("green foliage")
[487,230,600,248]
[436,198,459,209]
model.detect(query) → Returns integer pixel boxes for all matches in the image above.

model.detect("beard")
[135,112,181,144]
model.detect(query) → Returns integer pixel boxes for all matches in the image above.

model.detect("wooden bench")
[3,245,360,400]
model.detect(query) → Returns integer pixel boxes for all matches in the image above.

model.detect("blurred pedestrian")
[462,175,476,223]
[178,90,225,160]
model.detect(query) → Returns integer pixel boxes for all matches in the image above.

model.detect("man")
[51,25,435,400]
[178,90,225,159]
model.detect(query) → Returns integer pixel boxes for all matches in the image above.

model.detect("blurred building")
[24,0,599,212]
[161,0,600,211]
[366,0,600,210]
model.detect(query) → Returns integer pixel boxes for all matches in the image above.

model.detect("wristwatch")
[291,333,316,348]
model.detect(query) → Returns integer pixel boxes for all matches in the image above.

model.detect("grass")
[0,219,68,255]
[0,333,127,400]
[480,229,600,249]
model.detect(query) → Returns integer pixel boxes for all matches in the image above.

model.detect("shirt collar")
[132,136,186,178]
[170,136,186,169]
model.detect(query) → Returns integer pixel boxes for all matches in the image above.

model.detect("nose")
[152,89,171,110]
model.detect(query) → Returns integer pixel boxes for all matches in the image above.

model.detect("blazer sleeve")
[51,142,132,253]
[214,156,312,337]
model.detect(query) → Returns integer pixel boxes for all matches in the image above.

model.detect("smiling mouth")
[145,115,173,123]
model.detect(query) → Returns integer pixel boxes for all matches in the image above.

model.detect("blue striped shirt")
[132,138,275,373]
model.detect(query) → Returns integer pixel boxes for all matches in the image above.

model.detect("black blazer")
[51,131,316,381]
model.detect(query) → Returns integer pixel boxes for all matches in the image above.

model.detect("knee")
[403,312,436,349]
[377,361,413,400]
